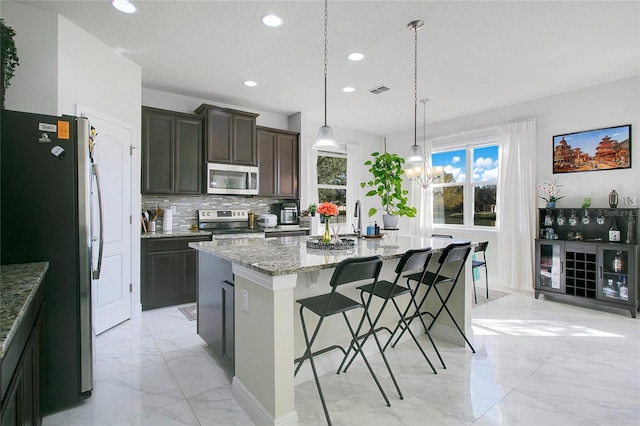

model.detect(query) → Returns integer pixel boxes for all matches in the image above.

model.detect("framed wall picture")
[553,124,631,174]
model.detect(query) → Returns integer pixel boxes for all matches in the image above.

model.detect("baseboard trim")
[232,377,298,426]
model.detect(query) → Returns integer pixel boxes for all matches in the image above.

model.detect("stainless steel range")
[198,209,265,237]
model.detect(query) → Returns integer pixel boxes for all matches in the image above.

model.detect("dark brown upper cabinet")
[142,107,202,195]
[257,127,299,198]
[195,104,259,166]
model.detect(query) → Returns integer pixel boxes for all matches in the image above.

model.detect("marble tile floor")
[43,288,639,425]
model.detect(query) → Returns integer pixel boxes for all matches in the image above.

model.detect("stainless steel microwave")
[206,163,258,195]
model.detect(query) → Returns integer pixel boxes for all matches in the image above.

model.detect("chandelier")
[404,20,444,188]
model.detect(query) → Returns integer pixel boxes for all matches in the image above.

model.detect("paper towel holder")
[162,208,173,232]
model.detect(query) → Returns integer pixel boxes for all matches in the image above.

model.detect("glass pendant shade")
[313,125,339,150]
[406,144,426,164]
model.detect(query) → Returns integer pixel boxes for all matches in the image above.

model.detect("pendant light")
[405,20,426,164]
[312,0,339,151]
[404,20,444,189]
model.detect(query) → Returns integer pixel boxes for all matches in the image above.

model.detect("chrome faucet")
[354,200,363,238]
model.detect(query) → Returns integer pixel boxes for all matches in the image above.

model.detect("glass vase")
[322,217,331,243]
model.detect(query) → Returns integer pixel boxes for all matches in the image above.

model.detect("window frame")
[316,149,348,223]
[431,139,499,229]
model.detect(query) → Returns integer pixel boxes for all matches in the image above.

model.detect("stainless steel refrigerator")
[1,109,103,413]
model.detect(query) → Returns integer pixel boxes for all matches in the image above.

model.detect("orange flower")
[316,201,338,217]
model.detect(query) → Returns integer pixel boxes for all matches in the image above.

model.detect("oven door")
[207,163,258,195]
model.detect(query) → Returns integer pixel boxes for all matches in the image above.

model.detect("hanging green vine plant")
[1,19,20,109]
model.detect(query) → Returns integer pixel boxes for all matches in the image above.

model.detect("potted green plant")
[1,19,20,109]
[361,151,417,229]
[307,203,317,217]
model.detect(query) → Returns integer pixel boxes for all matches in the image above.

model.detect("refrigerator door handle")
[92,164,104,280]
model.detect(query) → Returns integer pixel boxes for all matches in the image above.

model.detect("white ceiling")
[17,0,640,136]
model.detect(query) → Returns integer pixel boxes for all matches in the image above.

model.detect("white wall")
[385,75,640,288]
[57,16,141,125]
[2,1,58,114]
[427,75,640,208]
[2,1,144,314]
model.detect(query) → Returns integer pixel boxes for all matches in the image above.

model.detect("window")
[432,144,498,227]
[317,151,347,223]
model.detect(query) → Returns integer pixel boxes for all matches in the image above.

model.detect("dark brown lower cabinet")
[1,293,44,426]
[141,235,211,310]
[197,255,235,368]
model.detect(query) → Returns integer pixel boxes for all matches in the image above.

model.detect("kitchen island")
[190,235,474,426]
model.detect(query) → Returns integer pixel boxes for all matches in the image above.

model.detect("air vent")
[368,85,390,95]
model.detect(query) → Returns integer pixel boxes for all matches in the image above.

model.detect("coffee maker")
[278,202,299,225]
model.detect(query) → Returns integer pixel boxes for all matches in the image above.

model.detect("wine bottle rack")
[535,207,639,318]
[564,249,597,298]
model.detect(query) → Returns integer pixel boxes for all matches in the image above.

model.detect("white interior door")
[79,107,133,335]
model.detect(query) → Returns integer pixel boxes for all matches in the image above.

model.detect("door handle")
[92,164,104,280]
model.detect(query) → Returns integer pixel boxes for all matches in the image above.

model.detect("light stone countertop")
[190,234,467,276]
[263,226,311,233]
[0,262,49,359]
[141,229,212,239]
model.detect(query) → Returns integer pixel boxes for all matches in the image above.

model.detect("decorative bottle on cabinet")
[609,189,619,208]
[626,217,634,244]
[609,219,620,242]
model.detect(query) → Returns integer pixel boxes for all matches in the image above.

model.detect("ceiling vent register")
[368,85,390,95]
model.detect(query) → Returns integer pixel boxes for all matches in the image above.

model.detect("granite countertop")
[264,226,311,233]
[190,234,466,276]
[0,262,49,359]
[141,229,213,239]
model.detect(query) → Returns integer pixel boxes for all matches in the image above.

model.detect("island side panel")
[416,253,472,346]
[232,265,297,426]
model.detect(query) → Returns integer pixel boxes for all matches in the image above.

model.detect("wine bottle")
[613,251,623,272]
[609,218,620,242]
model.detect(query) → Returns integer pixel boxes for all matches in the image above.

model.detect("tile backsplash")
[142,195,295,231]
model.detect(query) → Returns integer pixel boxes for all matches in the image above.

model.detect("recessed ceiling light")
[112,0,137,14]
[347,52,364,61]
[243,80,258,87]
[342,87,355,93]
[261,14,283,27]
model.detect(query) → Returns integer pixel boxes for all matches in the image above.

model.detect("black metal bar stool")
[472,241,489,303]
[339,247,446,375]
[294,255,395,426]
[393,242,476,353]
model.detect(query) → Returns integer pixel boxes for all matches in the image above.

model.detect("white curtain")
[497,118,537,290]
[346,143,363,233]
[303,140,320,209]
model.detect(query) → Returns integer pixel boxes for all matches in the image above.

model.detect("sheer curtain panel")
[346,143,363,233]
[497,118,536,290]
